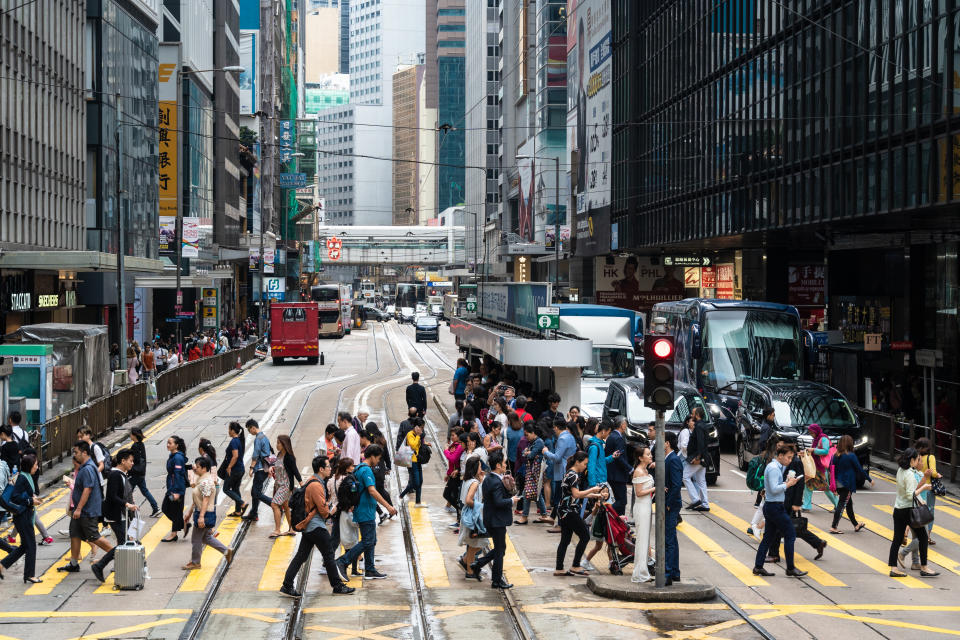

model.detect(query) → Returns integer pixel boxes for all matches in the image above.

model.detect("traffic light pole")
[654,408,666,588]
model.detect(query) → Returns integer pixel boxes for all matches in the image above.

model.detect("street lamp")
[174,65,245,348]
[516,154,562,303]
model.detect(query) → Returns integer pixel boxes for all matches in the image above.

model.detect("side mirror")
[691,323,702,360]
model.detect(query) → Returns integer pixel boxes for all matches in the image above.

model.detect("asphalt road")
[0,320,958,639]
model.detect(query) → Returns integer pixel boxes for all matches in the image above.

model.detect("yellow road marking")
[530,601,729,611]
[804,521,930,588]
[677,519,768,586]
[257,533,299,591]
[408,505,449,588]
[705,503,844,586]
[64,618,186,640]
[337,544,363,589]
[0,635,22,640]
[522,604,657,631]
[0,609,192,619]
[27,541,96,595]
[304,622,407,640]
[741,603,960,612]
[871,504,960,572]
[432,605,504,619]
[501,533,534,586]
[932,503,960,523]
[179,516,241,591]
[803,608,960,636]
[664,617,748,639]
[94,514,171,593]
[211,610,283,623]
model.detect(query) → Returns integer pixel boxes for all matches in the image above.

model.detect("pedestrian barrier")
[856,408,958,482]
[37,342,259,472]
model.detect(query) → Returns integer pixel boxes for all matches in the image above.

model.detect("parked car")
[733,379,870,480]
[399,307,416,324]
[602,378,720,485]
[415,315,440,342]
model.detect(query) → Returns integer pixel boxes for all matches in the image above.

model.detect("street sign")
[537,306,559,330]
[464,297,477,315]
[664,255,711,267]
[277,173,308,188]
[916,349,942,368]
[326,236,342,261]
[864,333,883,352]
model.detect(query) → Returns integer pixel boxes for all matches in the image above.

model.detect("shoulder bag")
[910,496,934,529]
[927,456,946,496]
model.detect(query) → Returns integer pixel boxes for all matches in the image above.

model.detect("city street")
[0,321,957,639]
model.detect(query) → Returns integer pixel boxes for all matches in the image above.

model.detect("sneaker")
[447,522,460,529]
[225,548,235,565]
[58,529,70,537]
[911,563,922,571]
[363,569,388,580]
[279,585,302,598]
[150,509,162,518]
[91,564,105,583]
[57,563,80,573]
[38,537,54,546]
[241,514,259,522]
[413,503,428,508]
[457,556,468,572]
[351,567,364,577]
[335,559,349,581]
[333,584,356,595]
[746,527,754,536]
[581,559,595,571]
[444,505,456,513]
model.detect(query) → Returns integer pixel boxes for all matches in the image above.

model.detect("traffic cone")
[236,354,242,369]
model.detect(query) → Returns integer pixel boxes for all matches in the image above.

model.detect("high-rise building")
[305,7,341,81]
[429,1,465,212]
[392,64,436,226]
[307,0,349,74]
[213,0,244,251]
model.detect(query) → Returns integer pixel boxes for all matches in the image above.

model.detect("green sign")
[537,306,559,330]
[465,297,477,313]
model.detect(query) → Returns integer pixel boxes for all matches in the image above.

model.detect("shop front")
[0,272,83,335]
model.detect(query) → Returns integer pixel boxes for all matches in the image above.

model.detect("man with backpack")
[335,445,397,581]
[78,427,111,490]
[280,455,355,597]
[243,419,273,522]
[91,449,138,583]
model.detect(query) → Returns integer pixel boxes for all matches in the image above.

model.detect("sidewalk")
[36,356,262,492]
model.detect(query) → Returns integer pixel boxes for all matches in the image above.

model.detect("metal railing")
[37,342,259,471]
[856,408,959,483]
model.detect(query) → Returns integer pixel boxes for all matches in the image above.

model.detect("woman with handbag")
[182,457,232,570]
[459,456,488,580]
[801,424,839,511]
[887,447,938,578]
[828,435,870,534]
[1,453,42,582]
[915,437,943,543]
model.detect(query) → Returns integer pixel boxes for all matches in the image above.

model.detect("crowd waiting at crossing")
[0,358,946,592]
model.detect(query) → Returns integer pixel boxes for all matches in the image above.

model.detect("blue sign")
[278,120,294,162]
[479,283,551,331]
[277,173,307,188]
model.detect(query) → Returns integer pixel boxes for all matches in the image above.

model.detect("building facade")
[393,65,424,226]
[433,1,466,212]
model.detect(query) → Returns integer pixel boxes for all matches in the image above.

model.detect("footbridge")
[318,225,465,266]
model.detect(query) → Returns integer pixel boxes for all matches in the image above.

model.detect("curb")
[37,357,262,492]
[587,575,716,602]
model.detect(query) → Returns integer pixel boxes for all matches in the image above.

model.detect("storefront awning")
[450,318,593,367]
[0,251,165,273]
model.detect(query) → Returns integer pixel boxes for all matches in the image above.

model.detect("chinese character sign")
[326,236,342,261]
[158,101,178,216]
[278,120,294,163]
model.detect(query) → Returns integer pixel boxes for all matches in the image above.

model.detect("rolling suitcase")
[113,540,146,590]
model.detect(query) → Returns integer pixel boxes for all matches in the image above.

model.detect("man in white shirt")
[339,411,362,463]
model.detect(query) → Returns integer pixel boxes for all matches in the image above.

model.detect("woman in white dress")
[631,445,655,583]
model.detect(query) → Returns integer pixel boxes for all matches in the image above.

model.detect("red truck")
[269,302,320,365]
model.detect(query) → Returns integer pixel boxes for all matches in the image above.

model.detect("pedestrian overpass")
[317,225,466,266]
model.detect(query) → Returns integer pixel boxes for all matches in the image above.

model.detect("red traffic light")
[652,338,673,359]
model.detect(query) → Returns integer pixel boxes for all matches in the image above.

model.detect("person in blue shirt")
[58,441,113,573]
[752,442,807,578]
[663,431,684,584]
[587,422,618,487]
[504,412,524,473]
[221,422,247,517]
[336,445,397,580]
[542,418,577,530]
[243,419,274,521]
[160,436,188,542]
[452,358,470,401]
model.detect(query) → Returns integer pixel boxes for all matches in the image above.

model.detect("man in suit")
[406,372,427,417]
[470,450,519,589]
[605,417,633,516]
[663,431,684,585]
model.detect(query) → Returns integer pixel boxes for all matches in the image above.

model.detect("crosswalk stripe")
[2,488,70,543]
[705,504,844,586]
[869,504,960,574]
[804,521,931,588]
[677,518,768,586]
[258,534,299,591]
[179,517,242,592]
[502,533,534,587]
[27,541,96,595]
[932,503,960,524]
[408,506,449,588]
[93,516,171,594]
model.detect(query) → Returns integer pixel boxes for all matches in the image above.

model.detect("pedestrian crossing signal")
[644,335,675,410]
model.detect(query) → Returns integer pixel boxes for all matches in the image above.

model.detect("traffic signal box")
[643,335,675,410]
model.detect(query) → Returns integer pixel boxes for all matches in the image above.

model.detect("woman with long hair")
[888,448,938,578]
[554,451,603,577]
[161,435,188,542]
[327,457,354,560]
[270,434,302,538]
[829,434,870,534]
[517,423,547,525]
[221,422,247,517]
[128,427,161,517]
[458,456,488,580]
[915,437,941,543]
[631,446,656,582]
[0,453,42,582]
[802,423,839,510]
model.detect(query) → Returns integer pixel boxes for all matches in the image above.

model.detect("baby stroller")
[602,504,635,575]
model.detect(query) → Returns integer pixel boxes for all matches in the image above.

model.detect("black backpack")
[290,478,319,531]
[417,441,432,465]
[93,442,113,474]
[336,471,362,511]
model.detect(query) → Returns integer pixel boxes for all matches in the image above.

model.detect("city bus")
[395,282,426,310]
[360,280,375,300]
[310,283,348,338]
[650,299,807,438]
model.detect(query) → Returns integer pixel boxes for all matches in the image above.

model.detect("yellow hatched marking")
[870,504,960,573]
[94,515,171,593]
[706,503,844,587]
[803,608,960,637]
[0,609,192,619]
[805,521,930,588]
[257,534,299,591]
[677,518,768,586]
[931,503,960,524]
[408,506,449,587]
[501,533,534,586]
[64,618,186,640]
[179,517,241,592]
[27,541,95,595]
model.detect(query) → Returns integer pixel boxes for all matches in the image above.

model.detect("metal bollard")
[320,352,325,365]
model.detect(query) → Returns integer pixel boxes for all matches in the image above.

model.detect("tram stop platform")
[587,575,716,603]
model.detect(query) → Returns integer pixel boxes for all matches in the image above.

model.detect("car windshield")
[700,310,802,390]
[773,391,858,430]
[582,348,635,378]
[417,317,438,328]
[626,389,706,426]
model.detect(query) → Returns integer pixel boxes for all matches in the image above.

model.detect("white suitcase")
[113,540,146,590]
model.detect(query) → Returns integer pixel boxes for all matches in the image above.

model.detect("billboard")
[159,216,176,258]
[158,45,179,218]
[594,255,686,312]
[570,0,611,214]
[238,31,257,115]
[181,217,199,257]
[517,154,536,242]
[478,283,552,332]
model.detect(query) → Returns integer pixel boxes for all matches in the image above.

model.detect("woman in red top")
[202,338,215,357]
[188,342,202,361]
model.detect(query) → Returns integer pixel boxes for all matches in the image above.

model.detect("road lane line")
[27,541,95,595]
[705,503,844,586]
[64,618,187,640]
[257,534,299,591]
[799,609,960,637]
[870,504,960,573]
[179,516,241,592]
[407,506,449,588]
[501,533,535,586]
[804,521,931,588]
[676,519,769,586]
[930,503,960,524]
[93,515,171,594]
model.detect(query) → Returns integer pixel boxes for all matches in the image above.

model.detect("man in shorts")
[57,441,114,573]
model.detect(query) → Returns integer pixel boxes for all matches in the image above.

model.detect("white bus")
[310,284,349,338]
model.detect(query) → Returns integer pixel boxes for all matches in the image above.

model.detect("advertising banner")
[517,154,536,242]
[716,263,735,299]
[788,264,826,306]
[238,31,257,115]
[263,246,275,274]
[181,217,199,257]
[159,216,176,257]
[158,45,179,218]
[478,282,552,332]
[248,247,259,270]
[594,255,685,312]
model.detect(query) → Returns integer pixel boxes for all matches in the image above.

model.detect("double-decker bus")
[359,280,376,300]
[310,284,349,338]
[395,282,426,310]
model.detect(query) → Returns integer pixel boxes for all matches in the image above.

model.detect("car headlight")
[855,435,869,449]
[708,403,722,416]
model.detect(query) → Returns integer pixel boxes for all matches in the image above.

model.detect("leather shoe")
[685,501,702,510]
[491,580,513,589]
[815,541,827,560]
[752,566,774,576]
[785,568,808,577]
[664,578,674,586]
[469,560,482,577]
